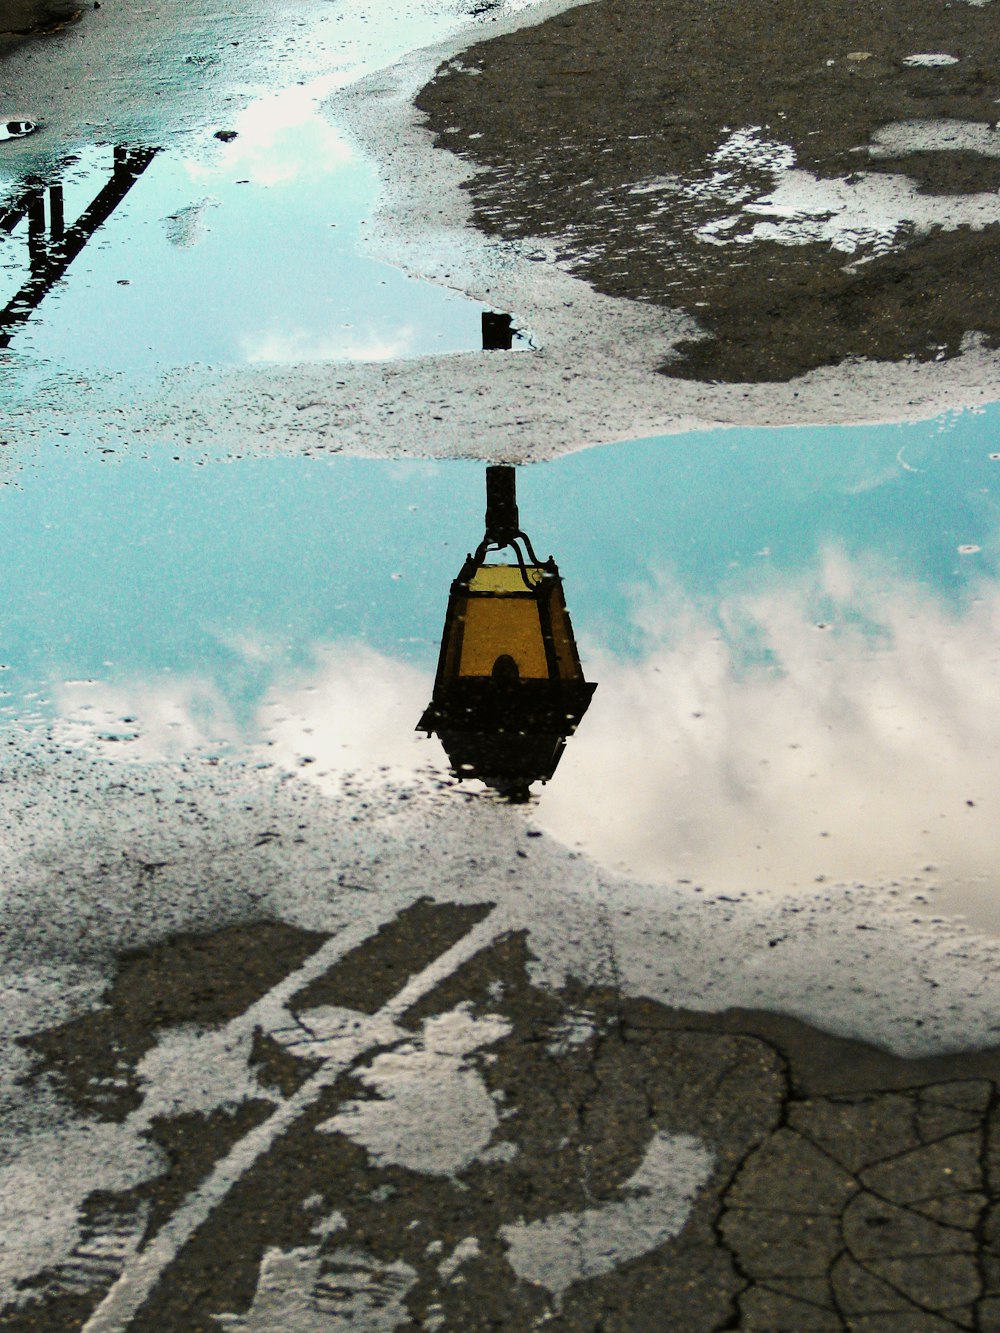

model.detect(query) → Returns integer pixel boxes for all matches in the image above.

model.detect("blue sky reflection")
[2,406,997,709]
[0,80,498,373]
[1,407,998,906]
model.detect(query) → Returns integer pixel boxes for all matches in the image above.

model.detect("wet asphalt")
[7,900,1000,1330]
[0,1,81,59]
[417,0,1000,382]
[2,1,1000,1329]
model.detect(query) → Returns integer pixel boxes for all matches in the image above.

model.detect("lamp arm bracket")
[471,531,543,591]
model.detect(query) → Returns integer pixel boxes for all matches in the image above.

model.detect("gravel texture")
[416,0,1000,382]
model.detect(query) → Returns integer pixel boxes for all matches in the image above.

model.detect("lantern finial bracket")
[478,464,545,587]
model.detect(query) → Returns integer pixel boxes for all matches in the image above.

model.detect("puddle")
[0,122,36,142]
[0,0,549,374]
[0,0,996,937]
[0,85,531,371]
[0,405,997,927]
[902,53,960,66]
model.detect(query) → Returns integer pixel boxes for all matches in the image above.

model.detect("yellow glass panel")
[468,564,544,593]
[458,597,549,678]
[440,593,467,680]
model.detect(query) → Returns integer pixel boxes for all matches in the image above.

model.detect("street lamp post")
[417,466,596,801]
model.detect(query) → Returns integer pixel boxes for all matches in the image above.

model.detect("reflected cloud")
[185,79,354,189]
[207,627,285,666]
[240,325,417,364]
[48,646,432,779]
[51,677,237,759]
[541,554,1000,897]
[255,643,430,777]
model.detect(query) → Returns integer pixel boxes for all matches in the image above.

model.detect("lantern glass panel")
[457,596,548,678]
[546,581,584,680]
[468,565,543,594]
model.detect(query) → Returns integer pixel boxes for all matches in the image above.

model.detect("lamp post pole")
[484,465,519,545]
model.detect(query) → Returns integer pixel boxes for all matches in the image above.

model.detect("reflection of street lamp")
[417,466,596,801]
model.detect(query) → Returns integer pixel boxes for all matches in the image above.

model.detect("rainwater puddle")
[1,406,997,929]
[0,0,544,373]
[0,0,997,936]
[0,88,529,372]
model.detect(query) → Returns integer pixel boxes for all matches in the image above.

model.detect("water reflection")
[0,146,156,348]
[481,312,514,351]
[417,466,596,801]
[0,101,527,371]
[0,411,996,923]
[0,123,36,143]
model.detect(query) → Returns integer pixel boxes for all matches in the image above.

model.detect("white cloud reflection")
[186,78,354,189]
[49,645,431,777]
[44,557,1000,911]
[51,677,238,759]
[240,325,417,364]
[254,642,431,775]
[542,553,1000,899]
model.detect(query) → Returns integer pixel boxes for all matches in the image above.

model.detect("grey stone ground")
[2,1,1000,1328]
[5,901,1000,1330]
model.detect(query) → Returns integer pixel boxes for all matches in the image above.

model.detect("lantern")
[417,465,596,801]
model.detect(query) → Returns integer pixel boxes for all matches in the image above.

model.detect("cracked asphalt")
[7,901,1000,1330]
[3,1,1000,1329]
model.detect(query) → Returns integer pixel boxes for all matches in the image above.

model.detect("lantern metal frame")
[417,466,596,798]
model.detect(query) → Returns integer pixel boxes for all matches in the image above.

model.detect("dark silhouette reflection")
[418,466,596,801]
[0,145,157,348]
[481,311,514,350]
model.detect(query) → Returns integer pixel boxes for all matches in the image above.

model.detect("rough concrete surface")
[415,0,1000,384]
[2,1,1000,1328]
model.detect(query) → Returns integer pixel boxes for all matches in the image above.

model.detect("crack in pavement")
[718,1084,995,1328]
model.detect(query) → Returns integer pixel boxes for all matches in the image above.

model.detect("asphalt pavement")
[2,1,1000,1328]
